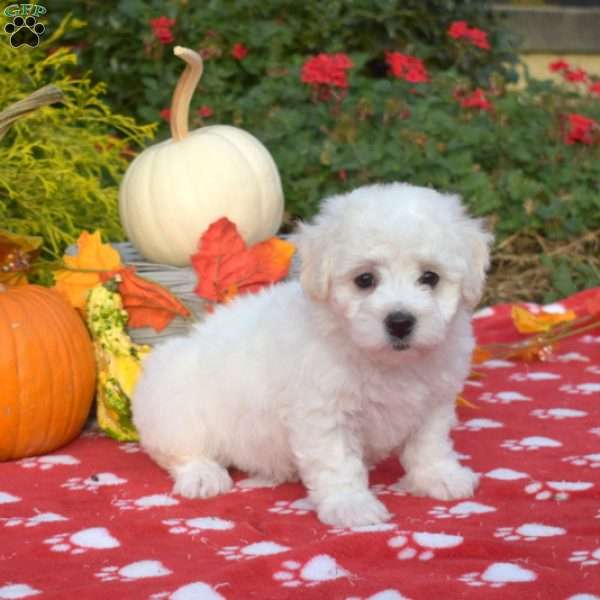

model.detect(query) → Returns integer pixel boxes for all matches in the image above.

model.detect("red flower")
[197,105,214,118]
[385,52,429,83]
[455,88,493,112]
[549,59,570,73]
[448,20,490,50]
[563,68,588,83]
[564,113,598,145]
[159,107,171,122]
[589,81,600,96]
[150,16,175,45]
[301,53,353,89]
[231,42,248,60]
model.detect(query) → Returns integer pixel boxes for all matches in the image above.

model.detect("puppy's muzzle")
[384,311,416,345]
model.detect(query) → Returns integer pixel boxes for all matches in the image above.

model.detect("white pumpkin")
[119,46,284,266]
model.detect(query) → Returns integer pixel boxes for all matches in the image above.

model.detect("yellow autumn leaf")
[54,230,122,309]
[456,395,478,409]
[511,305,576,334]
[0,229,43,286]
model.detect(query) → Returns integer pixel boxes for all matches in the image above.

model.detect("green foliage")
[0,20,155,258]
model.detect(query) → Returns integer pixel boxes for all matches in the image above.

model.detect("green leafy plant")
[0,19,155,260]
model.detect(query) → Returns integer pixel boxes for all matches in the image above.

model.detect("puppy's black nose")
[384,311,416,339]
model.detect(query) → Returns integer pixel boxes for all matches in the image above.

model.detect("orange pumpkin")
[0,284,96,460]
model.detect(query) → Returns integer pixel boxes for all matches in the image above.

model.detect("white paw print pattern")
[328,523,397,537]
[95,560,172,582]
[429,501,496,520]
[530,407,587,420]
[586,365,600,375]
[0,583,41,599]
[560,383,600,395]
[372,482,409,497]
[268,497,315,516]
[62,472,127,492]
[233,476,280,493]
[0,491,21,504]
[273,555,351,588]
[43,527,119,554]
[501,436,562,451]
[479,359,515,369]
[590,427,600,437]
[478,391,531,405]
[18,454,79,470]
[346,591,410,600]
[485,468,529,481]
[4,511,67,528]
[581,334,600,345]
[112,494,179,511]
[524,480,593,501]
[163,516,234,536]
[510,371,561,382]
[218,541,290,561]
[563,453,600,468]
[150,582,226,600]
[568,548,600,567]
[556,352,590,363]
[118,442,141,454]
[388,531,463,561]
[459,562,537,588]
[494,523,566,542]
[454,418,503,432]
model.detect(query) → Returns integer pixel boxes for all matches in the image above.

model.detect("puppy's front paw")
[317,489,391,527]
[399,462,478,501]
[172,459,233,499]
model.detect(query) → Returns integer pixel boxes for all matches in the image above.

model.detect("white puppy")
[132,182,492,527]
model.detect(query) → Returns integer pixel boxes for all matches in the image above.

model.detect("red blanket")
[2,289,599,600]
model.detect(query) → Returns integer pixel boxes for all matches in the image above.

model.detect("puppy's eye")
[354,272,377,290]
[418,271,440,288]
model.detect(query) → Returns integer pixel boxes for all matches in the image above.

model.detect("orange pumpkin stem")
[171,46,204,142]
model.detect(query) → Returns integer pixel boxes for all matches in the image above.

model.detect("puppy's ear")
[289,221,332,302]
[460,218,494,309]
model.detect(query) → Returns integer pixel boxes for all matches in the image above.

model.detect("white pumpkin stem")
[171,46,204,142]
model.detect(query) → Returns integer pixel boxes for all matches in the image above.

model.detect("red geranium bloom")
[448,20,490,50]
[301,53,353,89]
[564,113,597,145]
[385,52,429,83]
[456,88,493,112]
[588,81,600,96]
[159,107,171,122]
[197,105,214,118]
[150,16,175,45]
[231,42,248,60]
[563,68,588,83]
[549,59,570,73]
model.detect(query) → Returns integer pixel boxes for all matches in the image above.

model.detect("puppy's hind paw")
[317,489,392,528]
[399,462,479,501]
[172,458,233,499]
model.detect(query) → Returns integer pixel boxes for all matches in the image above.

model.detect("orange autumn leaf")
[54,231,122,309]
[192,217,295,303]
[510,305,576,334]
[456,394,478,409]
[103,267,191,332]
[471,345,492,364]
[0,230,43,286]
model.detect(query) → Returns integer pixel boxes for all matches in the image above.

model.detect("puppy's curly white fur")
[132,183,492,527]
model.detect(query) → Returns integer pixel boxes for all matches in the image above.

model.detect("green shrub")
[0,21,155,259]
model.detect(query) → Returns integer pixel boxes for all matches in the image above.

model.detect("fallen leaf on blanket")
[54,230,122,309]
[0,230,43,286]
[101,266,191,332]
[511,305,576,334]
[471,345,492,364]
[456,394,478,409]
[192,217,295,303]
